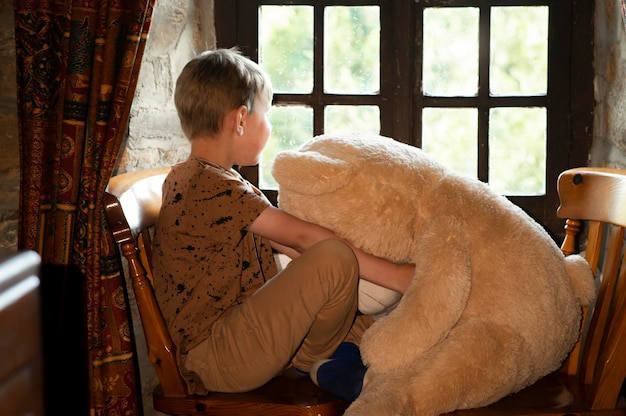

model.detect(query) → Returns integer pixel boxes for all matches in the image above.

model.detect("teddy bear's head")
[271,132,450,314]
[272,132,446,264]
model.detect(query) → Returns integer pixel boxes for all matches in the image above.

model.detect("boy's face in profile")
[235,92,273,167]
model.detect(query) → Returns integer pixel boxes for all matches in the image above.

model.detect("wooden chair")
[103,167,348,416]
[445,167,626,416]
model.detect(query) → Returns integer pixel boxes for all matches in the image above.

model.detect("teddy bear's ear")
[272,150,354,195]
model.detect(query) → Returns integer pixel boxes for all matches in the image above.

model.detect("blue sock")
[311,357,367,402]
[330,342,361,360]
[292,342,359,378]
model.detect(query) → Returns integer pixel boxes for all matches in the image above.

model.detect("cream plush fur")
[271,132,596,416]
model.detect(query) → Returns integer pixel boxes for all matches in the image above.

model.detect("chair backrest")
[556,167,626,409]
[103,166,189,397]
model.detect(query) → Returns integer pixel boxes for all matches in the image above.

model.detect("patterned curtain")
[14,1,155,415]
[622,0,626,32]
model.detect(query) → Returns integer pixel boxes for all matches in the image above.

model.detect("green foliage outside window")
[258,5,549,195]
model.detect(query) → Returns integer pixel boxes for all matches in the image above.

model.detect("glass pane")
[489,107,546,195]
[423,8,479,97]
[422,108,478,177]
[490,7,548,96]
[325,6,380,94]
[325,105,380,134]
[261,105,313,189]
[259,6,313,93]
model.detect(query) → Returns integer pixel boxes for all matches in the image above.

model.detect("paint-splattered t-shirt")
[152,158,277,388]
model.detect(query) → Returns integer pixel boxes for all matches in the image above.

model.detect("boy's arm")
[269,240,300,259]
[250,206,414,294]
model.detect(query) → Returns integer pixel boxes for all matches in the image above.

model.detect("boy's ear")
[272,150,354,195]
[225,105,247,136]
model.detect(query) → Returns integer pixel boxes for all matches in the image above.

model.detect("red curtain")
[14,0,155,414]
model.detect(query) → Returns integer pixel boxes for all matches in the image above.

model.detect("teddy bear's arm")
[360,217,472,374]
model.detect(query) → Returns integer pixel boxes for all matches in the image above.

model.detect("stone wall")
[117,0,214,174]
[0,0,19,250]
[591,0,626,167]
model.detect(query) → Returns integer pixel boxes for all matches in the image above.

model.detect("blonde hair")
[174,48,273,140]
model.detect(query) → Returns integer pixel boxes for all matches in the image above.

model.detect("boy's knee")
[313,239,358,275]
[316,238,354,257]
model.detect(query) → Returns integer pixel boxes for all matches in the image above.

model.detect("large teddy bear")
[271,132,596,416]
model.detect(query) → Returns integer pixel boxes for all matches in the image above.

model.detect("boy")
[152,48,414,401]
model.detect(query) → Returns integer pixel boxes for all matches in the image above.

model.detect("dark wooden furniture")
[0,249,44,416]
[104,167,348,416]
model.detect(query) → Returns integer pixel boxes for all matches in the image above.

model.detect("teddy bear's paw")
[359,302,452,373]
[347,373,443,416]
[344,400,404,416]
[360,317,432,373]
[344,376,407,416]
[360,223,473,373]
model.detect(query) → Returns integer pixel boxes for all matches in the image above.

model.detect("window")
[215,0,593,238]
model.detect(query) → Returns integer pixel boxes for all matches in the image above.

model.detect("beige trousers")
[186,239,370,393]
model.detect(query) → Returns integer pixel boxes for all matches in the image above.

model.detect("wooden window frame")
[214,0,593,239]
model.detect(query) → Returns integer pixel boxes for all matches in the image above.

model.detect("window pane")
[489,107,546,195]
[259,6,313,93]
[423,8,479,97]
[325,105,380,134]
[422,108,478,177]
[261,106,313,189]
[324,6,380,94]
[490,7,548,96]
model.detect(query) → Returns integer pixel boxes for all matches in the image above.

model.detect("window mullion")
[313,4,325,135]
[386,0,413,142]
[477,5,491,183]
[413,3,425,149]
